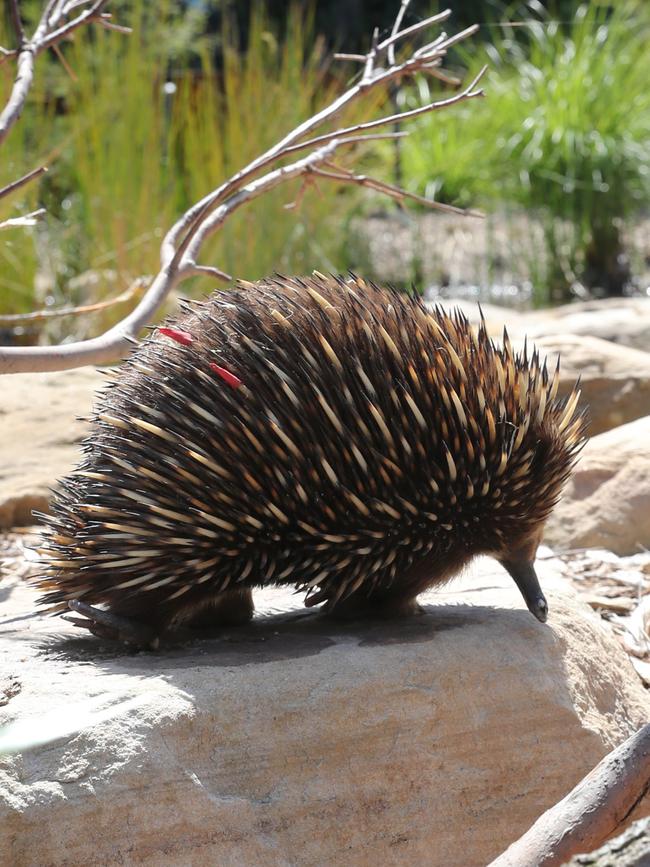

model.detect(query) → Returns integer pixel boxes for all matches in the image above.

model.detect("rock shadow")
[30,600,542,674]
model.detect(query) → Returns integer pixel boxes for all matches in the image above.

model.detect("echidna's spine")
[35,275,587,636]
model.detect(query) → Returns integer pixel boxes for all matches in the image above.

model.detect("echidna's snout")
[499,557,548,623]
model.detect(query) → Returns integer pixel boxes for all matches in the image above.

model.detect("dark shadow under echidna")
[35,275,587,647]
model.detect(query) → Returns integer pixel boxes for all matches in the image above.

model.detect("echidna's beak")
[499,558,548,623]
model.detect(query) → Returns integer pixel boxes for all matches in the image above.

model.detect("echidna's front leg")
[325,589,423,620]
[64,600,159,648]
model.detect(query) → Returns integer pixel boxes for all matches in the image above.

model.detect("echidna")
[35,275,586,648]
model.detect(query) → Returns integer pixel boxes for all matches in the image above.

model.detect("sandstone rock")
[533,334,650,436]
[1,555,648,867]
[0,368,104,528]
[545,416,650,555]
[522,297,650,352]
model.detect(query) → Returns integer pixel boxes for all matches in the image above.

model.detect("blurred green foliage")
[2,0,649,325]
[214,0,583,52]
[398,1,650,302]
[0,1,371,336]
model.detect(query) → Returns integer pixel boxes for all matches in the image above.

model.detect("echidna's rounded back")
[37,275,586,613]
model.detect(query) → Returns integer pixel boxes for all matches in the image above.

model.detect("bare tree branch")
[488,724,650,867]
[39,1,111,53]
[0,46,38,149]
[0,1,111,148]
[0,2,124,272]
[159,16,484,265]
[165,62,486,279]
[0,3,485,373]
[279,66,486,160]
[380,8,452,54]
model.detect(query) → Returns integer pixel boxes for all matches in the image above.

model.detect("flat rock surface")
[546,416,650,555]
[1,550,648,867]
[522,298,650,352]
[0,368,104,528]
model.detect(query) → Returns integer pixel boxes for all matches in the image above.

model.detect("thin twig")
[0,208,46,230]
[52,42,77,81]
[283,175,321,211]
[435,24,481,54]
[388,0,411,66]
[9,0,26,47]
[335,131,410,144]
[379,9,452,52]
[96,17,132,35]
[333,53,366,63]
[39,1,110,52]
[413,33,448,59]
[181,263,232,282]
[313,162,484,217]
[0,277,146,324]
[62,1,99,13]
[0,0,111,148]
[363,26,380,82]
[423,68,461,87]
[281,66,487,159]
[0,165,47,201]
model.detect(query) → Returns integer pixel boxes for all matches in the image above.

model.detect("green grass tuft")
[398,1,650,302]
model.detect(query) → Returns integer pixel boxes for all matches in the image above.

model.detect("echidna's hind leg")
[65,590,255,647]
[186,589,255,629]
[64,600,159,648]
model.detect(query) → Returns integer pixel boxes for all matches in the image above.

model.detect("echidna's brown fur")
[35,275,586,645]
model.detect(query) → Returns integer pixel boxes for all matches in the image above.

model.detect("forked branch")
[0,0,485,373]
[0,1,117,147]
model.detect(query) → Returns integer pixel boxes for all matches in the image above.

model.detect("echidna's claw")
[65,600,158,648]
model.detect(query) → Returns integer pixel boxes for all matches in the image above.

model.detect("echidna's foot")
[64,600,159,649]
[325,592,423,621]
[187,589,255,629]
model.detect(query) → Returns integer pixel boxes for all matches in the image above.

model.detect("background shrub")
[397,1,650,302]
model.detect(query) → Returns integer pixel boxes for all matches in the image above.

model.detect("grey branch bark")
[0,0,485,373]
[488,723,650,867]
